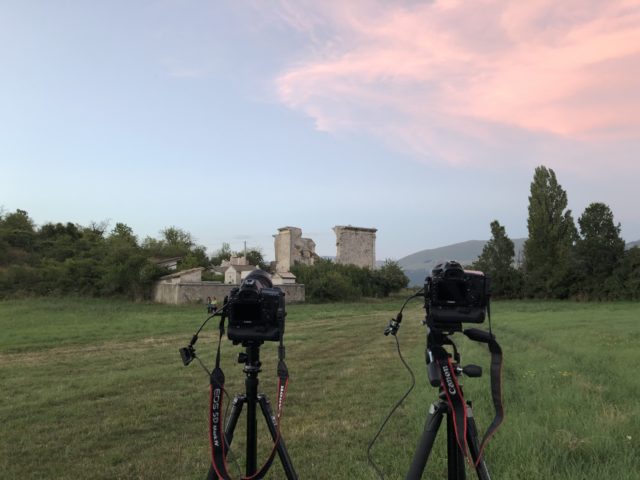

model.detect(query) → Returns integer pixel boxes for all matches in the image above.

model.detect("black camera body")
[226,270,285,344]
[424,261,490,331]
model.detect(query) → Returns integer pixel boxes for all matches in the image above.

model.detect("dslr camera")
[424,261,490,331]
[226,270,286,344]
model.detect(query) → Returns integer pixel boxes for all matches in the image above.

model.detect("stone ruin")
[333,225,377,269]
[273,225,377,273]
[152,225,378,305]
[273,227,317,273]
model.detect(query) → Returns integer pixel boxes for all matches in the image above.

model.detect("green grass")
[1,298,638,479]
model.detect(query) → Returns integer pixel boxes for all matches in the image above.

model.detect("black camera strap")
[430,328,504,467]
[208,322,290,480]
[463,328,504,466]
[432,343,469,458]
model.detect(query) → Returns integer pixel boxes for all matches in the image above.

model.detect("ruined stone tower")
[273,227,317,273]
[333,226,377,269]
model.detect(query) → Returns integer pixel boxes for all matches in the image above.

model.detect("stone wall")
[152,281,305,304]
[333,225,377,269]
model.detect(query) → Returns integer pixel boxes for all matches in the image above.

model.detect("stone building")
[153,267,305,304]
[273,227,317,273]
[151,256,182,271]
[221,255,249,267]
[224,264,257,284]
[333,225,377,269]
[272,271,297,285]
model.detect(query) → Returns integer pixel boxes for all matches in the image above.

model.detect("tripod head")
[426,328,483,388]
[236,341,264,376]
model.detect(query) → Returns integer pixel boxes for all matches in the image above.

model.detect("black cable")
[192,310,225,376]
[195,304,228,338]
[400,289,423,312]
[195,356,211,376]
[367,333,416,480]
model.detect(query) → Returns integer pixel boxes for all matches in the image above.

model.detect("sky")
[1,0,639,261]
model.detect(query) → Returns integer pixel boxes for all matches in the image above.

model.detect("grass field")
[1,297,638,479]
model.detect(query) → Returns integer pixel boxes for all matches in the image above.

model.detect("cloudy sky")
[2,0,639,261]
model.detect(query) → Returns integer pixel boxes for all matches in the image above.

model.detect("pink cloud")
[269,0,640,165]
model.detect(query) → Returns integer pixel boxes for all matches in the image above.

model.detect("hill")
[398,238,640,286]
[398,239,526,286]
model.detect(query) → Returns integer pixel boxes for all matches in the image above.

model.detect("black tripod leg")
[225,395,246,449]
[466,406,491,480]
[258,394,298,480]
[406,402,447,480]
[446,410,465,480]
[206,395,246,480]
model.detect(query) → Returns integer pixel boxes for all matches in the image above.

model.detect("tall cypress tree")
[473,220,522,298]
[575,202,625,297]
[523,166,577,298]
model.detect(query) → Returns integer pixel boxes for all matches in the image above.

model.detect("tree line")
[2,164,637,302]
[0,214,215,299]
[472,166,640,300]
[0,210,408,302]
[291,258,409,302]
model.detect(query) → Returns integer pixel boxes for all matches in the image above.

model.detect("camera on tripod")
[377,260,502,479]
[424,260,490,331]
[226,270,286,344]
[178,269,297,479]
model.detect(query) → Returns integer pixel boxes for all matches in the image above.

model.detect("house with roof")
[272,271,297,285]
[151,256,183,271]
[224,264,258,284]
[155,267,204,284]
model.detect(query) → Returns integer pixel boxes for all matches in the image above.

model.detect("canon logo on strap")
[442,364,457,395]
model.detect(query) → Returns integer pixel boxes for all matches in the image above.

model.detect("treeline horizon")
[0,216,214,299]
[1,164,638,301]
[0,209,410,301]
[471,165,639,300]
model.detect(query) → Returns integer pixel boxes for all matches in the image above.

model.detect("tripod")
[406,333,492,480]
[206,343,297,480]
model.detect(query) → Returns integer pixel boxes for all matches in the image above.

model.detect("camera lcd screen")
[231,302,262,324]
[434,278,468,305]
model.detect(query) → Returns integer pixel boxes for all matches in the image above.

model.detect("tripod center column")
[244,344,262,476]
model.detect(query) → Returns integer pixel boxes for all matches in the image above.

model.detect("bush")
[291,258,408,302]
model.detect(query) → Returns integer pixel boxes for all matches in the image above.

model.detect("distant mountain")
[398,239,526,287]
[398,238,640,286]
[324,238,637,286]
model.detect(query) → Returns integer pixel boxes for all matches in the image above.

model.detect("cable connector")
[178,334,199,366]
[179,345,196,366]
[384,312,403,336]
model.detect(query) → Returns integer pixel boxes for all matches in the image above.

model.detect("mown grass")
[0,297,638,479]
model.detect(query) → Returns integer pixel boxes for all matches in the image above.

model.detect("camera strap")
[432,343,469,458]
[431,329,504,467]
[463,328,504,466]
[208,326,290,480]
